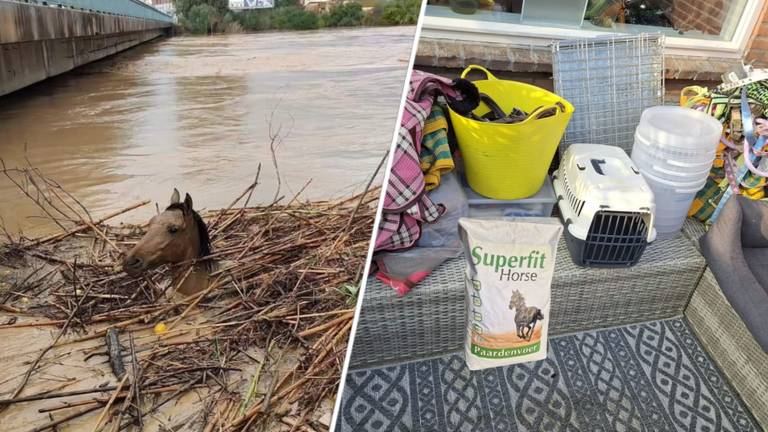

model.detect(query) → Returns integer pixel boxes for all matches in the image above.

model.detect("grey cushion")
[700,195,768,352]
[744,248,768,292]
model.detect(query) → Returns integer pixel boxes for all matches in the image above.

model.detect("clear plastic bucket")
[635,106,723,155]
[641,167,709,189]
[632,150,713,183]
[641,171,706,235]
[633,132,717,165]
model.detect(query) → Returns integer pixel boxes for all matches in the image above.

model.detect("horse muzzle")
[122,255,146,276]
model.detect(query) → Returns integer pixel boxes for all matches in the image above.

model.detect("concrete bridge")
[0,0,172,96]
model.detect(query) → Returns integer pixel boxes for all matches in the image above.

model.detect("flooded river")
[0,26,414,236]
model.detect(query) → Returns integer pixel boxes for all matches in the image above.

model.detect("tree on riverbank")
[379,0,421,25]
[323,3,364,27]
[273,7,320,29]
[177,0,229,17]
[175,0,419,34]
[184,4,222,33]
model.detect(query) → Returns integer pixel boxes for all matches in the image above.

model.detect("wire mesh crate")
[552,34,665,154]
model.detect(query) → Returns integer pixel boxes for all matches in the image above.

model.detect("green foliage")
[275,0,302,7]
[273,7,319,30]
[223,11,244,32]
[177,0,230,33]
[176,0,229,18]
[177,0,416,33]
[223,11,238,24]
[184,3,221,34]
[380,0,421,25]
[237,9,274,31]
[337,283,360,306]
[324,2,365,27]
[362,4,383,26]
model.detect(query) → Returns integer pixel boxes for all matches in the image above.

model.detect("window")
[423,0,764,56]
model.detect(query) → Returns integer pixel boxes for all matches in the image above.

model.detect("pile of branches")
[0,162,378,431]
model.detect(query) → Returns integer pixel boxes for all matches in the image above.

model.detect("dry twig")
[0,163,378,431]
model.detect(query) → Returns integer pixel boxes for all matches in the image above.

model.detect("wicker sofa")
[351,228,706,368]
[350,218,767,429]
[682,220,768,429]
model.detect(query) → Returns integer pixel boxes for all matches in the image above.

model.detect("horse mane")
[166,203,212,259]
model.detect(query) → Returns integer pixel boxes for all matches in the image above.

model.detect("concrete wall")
[0,1,171,96]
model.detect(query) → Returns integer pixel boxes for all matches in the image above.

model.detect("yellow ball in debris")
[153,322,167,334]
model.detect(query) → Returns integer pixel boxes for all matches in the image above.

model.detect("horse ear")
[170,188,181,205]
[184,193,193,210]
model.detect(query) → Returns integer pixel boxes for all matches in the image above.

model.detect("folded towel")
[420,105,454,191]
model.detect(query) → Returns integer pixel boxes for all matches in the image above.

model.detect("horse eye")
[168,226,179,234]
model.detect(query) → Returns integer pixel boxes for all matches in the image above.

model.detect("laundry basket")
[449,65,574,200]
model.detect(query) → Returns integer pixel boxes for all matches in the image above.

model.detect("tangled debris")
[0,163,377,431]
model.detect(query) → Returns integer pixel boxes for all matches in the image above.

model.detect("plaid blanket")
[375,71,475,252]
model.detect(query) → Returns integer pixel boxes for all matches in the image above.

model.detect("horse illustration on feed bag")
[123,189,213,296]
[459,217,562,371]
[509,290,544,342]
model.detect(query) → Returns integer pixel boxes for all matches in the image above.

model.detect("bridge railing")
[17,0,172,22]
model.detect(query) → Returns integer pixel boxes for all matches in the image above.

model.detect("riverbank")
[0,178,376,431]
[175,0,420,34]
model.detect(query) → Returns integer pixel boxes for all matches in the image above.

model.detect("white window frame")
[422,0,765,59]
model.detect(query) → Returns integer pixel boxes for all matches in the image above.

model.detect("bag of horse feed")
[458,217,563,370]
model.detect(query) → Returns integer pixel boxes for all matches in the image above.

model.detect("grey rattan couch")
[682,220,768,429]
[351,218,768,427]
[351,231,705,369]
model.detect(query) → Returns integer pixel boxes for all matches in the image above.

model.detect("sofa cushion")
[744,247,768,295]
[700,196,768,352]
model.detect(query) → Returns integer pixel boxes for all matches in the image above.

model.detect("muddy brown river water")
[0,26,414,237]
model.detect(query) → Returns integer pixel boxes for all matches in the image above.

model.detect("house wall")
[656,0,729,35]
[418,3,768,75]
[746,1,768,66]
[419,0,768,70]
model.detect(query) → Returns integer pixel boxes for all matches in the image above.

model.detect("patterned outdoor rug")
[338,318,760,431]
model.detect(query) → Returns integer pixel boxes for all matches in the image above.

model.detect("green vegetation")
[323,2,365,27]
[273,7,320,30]
[337,282,360,306]
[184,4,221,33]
[380,0,421,25]
[176,0,420,34]
[176,0,229,17]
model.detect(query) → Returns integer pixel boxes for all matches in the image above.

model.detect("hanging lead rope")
[711,87,768,222]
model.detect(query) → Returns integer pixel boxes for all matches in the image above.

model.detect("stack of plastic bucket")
[631,106,722,235]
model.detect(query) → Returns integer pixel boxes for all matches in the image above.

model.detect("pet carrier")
[553,144,657,268]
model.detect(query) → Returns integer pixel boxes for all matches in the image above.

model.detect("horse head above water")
[123,189,212,296]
